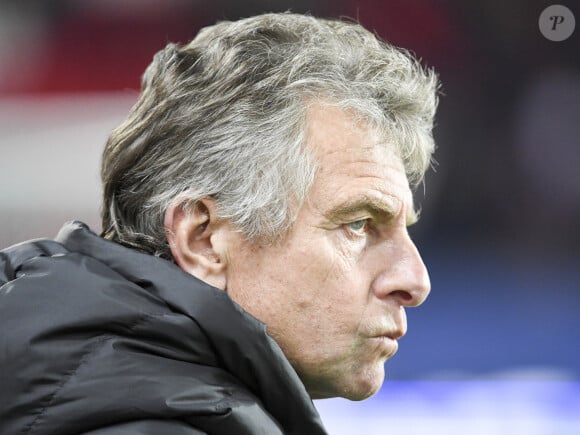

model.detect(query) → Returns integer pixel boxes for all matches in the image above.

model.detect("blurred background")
[1,0,579,433]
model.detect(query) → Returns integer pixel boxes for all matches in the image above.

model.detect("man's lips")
[368,334,400,357]
[381,328,405,340]
[372,320,407,340]
[366,310,408,341]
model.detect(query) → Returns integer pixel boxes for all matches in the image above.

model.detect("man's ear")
[164,197,229,290]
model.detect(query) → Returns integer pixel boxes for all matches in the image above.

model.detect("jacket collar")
[56,221,327,434]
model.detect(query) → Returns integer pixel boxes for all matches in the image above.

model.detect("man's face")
[224,103,431,400]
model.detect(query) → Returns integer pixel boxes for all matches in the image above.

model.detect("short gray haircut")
[100,12,439,259]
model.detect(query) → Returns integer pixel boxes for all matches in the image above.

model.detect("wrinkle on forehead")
[303,104,416,225]
[305,106,400,166]
[305,99,400,155]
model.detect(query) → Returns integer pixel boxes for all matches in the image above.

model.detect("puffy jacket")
[0,221,328,435]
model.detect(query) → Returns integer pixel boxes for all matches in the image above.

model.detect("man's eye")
[347,219,368,234]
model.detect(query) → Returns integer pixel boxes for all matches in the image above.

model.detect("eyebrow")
[325,195,419,226]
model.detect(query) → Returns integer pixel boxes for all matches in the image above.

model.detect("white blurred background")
[0,94,135,246]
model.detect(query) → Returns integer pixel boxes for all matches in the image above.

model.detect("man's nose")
[372,232,431,307]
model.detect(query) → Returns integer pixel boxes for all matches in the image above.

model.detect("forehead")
[304,102,415,219]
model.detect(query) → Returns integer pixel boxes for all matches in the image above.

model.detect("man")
[0,12,438,434]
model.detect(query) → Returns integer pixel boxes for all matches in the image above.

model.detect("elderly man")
[0,12,438,434]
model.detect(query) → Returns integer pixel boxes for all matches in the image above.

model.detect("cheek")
[226,231,370,334]
[291,238,355,299]
[293,240,370,330]
[226,243,313,323]
[315,234,370,300]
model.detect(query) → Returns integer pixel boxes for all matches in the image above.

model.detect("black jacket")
[0,221,328,435]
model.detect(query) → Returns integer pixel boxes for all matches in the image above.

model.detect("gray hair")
[100,12,439,259]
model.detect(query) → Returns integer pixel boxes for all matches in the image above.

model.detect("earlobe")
[164,198,228,290]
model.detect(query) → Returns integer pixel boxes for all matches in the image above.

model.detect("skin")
[165,102,431,401]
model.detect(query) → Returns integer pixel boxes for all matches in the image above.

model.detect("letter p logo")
[539,5,576,41]
[550,15,565,30]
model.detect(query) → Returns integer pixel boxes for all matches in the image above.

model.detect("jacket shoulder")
[0,238,67,284]
[82,419,208,435]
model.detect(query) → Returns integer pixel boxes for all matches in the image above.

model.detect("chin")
[340,368,385,401]
[307,375,383,401]
[305,360,386,400]
[344,385,381,401]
